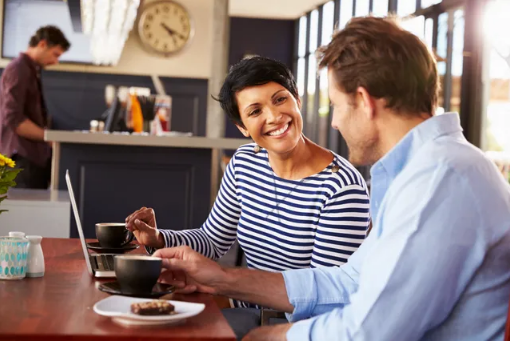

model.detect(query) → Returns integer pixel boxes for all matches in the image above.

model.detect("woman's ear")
[236,124,250,138]
[297,97,302,110]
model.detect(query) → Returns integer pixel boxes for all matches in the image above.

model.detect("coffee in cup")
[95,223,134,248]
[114,255,162,295]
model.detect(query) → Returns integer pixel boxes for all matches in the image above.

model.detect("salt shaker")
[26,236,44,277]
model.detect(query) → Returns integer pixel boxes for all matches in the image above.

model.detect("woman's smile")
[266,121,291,138]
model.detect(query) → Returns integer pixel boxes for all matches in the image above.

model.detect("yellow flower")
[0,154,15,168]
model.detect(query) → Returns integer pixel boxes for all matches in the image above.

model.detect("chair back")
[505,295,510,341]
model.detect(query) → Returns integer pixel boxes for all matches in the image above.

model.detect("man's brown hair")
[318,16,439,115]
[29,26,71,51]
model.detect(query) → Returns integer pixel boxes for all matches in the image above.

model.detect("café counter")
[45,130,249,239]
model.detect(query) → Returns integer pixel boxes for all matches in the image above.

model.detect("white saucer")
[93,295,205,327]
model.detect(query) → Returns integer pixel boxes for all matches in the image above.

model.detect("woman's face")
[235,82,303,155]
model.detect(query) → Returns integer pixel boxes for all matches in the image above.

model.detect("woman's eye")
[275,96,287,104]
[249,109,261,116]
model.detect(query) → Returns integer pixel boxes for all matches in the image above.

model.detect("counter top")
[45,130,250,150]
[5,188,69,203]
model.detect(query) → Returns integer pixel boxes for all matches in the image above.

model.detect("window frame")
[294,0,482,161]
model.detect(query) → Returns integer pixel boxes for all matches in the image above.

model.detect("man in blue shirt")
[153,17,510,340]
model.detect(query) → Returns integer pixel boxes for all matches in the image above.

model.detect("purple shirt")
[0,53,50,167]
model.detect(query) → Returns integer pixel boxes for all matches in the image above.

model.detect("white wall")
[0,0,214,79]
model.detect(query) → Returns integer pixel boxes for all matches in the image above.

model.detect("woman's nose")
[266,108,283,123]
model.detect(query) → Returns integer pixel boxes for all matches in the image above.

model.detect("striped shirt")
[158,143,370,307]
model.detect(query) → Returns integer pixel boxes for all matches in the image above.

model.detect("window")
[304,10,319,138]
[372,0,389,17]
[421,0,442,9]
[322,2,335,45]
[297,58,306,98]
[2,0,93,63]
[401,15,425,41]
[483,0,510,156]
[297,16,307,106]
[356,0,370,17]
[425,18,434,48]
[450,9,464,115]
[307,54,317,130]
[298,16,307,58]
[293,0,471,174]
[339,0,353,29]
[398,0,416,16]
[317,1,335,148]
[309,10,319,54]
[436,12,448,111]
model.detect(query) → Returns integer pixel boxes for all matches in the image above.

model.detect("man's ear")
[236,124,250,138]
[357,86,375,120]
[38,39,48,49]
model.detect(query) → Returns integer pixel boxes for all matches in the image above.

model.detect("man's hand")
[16,119,45,141]
[153,246,226,294]
[243,324,292,341]
[125,207,164,248]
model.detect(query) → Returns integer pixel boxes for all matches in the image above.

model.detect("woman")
[125,57,370,305]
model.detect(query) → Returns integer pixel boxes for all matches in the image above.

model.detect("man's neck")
[24,48,40,65]
[377,111,432,158]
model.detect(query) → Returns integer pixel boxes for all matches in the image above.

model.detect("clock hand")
[160,23,178,46]
[160,22,186,40]
[160,23,174,36]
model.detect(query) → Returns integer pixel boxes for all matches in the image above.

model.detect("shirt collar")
[19,52,41,73]
[371,113,463,180]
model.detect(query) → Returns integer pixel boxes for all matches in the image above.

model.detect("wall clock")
[138,0,193,56]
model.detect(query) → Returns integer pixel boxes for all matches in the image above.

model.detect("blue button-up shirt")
[284,113,510,340]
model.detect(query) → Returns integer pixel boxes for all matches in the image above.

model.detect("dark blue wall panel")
[60,143,212,238]
[225,17,296,145]
[229,17,295,69]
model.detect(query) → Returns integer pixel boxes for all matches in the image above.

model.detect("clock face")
[138,1,193,55]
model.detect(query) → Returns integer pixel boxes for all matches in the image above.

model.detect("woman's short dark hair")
[29,26,71,51]
[216,57,299,127]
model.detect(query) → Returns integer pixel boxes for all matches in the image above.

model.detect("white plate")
[93,295,205,327]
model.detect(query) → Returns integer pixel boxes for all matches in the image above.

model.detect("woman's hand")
[125,207,165,248]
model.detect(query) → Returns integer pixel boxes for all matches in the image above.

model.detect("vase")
[0,236,29,280]
[26,236,44,278]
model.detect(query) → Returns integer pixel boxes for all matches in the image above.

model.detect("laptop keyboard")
[102,255,115,271]
[92,254,115,271]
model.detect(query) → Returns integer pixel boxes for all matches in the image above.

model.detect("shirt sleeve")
[148,154,242,259]
[286,165,486,340]
[311,184,370,267]
[282,231,371,321]
[0,66,29,129]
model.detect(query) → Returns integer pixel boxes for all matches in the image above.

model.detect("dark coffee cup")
[114,255,162,295]
[95,223,134,248]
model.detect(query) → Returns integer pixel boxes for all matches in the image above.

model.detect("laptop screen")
[65,170,94,275]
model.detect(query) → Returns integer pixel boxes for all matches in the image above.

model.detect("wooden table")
[0,238,236,340]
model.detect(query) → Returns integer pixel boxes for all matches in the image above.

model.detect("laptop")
[65,170,116,278]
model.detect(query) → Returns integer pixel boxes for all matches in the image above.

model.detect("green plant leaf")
[2,168,23,182]
[0,195,7,204]
[0,186,9,195]
[0,209,8,214]
[0,180,16,187]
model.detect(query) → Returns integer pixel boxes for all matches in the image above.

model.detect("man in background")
[0,25,70,189]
